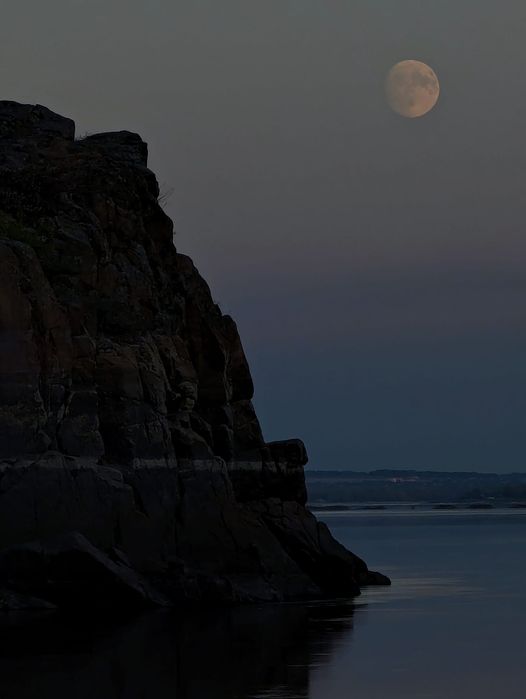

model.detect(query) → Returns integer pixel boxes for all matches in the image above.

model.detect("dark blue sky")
[3,0,524,470]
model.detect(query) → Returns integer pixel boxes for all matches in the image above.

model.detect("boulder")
[0,532,170,609]
[0,101,75,140]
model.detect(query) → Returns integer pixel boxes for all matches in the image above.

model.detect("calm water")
[1,509,525,698]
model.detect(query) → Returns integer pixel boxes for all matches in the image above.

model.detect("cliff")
[0,102,388,608]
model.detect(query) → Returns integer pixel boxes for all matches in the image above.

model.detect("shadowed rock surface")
[0,102,389,607]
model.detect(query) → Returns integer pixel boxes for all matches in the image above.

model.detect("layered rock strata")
[0,102,389,606]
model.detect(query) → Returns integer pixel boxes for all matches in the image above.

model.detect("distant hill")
[305,470,526,505]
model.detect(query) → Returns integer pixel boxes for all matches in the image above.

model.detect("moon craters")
[386,60,440,118]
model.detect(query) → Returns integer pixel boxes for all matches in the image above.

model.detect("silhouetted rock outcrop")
[0,102,389,608]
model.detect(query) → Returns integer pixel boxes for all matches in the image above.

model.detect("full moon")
[385,60,440,118]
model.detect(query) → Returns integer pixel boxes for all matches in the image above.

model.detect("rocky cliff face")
[0,102,388,607]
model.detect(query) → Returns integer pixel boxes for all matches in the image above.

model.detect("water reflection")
[0,602,356,699]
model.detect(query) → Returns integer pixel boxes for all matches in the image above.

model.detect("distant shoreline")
[310,502,526,513]
[306,470,526,507]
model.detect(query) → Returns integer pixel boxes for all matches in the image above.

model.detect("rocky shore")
[0,102,389,609]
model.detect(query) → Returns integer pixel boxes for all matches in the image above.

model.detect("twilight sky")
[2,0,524,470]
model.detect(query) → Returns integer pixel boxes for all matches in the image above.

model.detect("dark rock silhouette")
[0,532,170,609]
[0,101,389,607]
